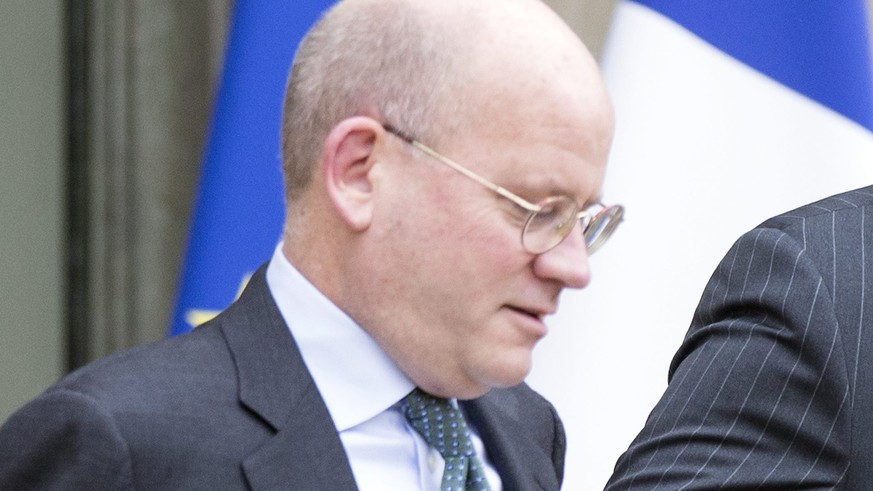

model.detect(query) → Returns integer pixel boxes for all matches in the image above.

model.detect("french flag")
[527,1,873,489]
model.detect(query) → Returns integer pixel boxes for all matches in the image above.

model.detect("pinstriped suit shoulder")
[606,185,873,490]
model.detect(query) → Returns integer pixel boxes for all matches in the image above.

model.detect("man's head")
[281,0,473,201]
[281,0,615,399]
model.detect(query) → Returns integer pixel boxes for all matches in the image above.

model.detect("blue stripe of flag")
[169,1,337,336]
[632,0,873,132]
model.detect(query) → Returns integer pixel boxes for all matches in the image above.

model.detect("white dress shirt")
[266,244,502,490]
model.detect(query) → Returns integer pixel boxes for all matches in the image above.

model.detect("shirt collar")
[265,244,415,431]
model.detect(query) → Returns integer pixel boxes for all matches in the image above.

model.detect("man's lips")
[505,304,554,321]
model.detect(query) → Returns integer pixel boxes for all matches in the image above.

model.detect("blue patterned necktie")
[403,389,492,491]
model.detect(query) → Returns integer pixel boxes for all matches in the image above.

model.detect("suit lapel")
[218,267,358,491]
[462,392,561,491]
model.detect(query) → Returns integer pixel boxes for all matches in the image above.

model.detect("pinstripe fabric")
[606,186,873,490]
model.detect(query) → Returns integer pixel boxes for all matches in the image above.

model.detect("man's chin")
[481,358,534,390]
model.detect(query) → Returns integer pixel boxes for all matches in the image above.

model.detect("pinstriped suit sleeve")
[606,210,858,489]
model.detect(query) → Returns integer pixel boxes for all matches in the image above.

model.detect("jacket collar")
[463,391,562,491]
[218,266,358,490]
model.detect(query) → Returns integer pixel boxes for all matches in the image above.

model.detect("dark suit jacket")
[0,267,566,490]
[606,186,873,490]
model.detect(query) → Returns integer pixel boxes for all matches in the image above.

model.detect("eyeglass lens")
[522,198,623,255]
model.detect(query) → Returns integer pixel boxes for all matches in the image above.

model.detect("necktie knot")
[404,389,475,458]
[403,388,492,491]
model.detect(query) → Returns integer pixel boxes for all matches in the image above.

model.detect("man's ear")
[321,117,383,231]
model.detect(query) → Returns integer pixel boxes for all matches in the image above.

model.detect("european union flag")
[169,1,337,336]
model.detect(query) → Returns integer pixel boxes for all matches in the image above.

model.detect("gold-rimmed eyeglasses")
[383,124,624,255]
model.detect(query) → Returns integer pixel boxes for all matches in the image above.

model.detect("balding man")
[0,0,622,489]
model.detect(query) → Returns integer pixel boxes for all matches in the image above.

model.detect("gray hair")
[280,0,478,202]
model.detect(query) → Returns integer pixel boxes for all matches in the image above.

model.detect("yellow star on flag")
[184,274,252,329]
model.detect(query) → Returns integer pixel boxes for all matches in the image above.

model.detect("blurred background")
[2,1,872,489]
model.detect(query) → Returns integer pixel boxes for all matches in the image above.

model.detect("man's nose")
[532,223,590,289]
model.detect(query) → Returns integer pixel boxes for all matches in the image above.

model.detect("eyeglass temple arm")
[382,124,541,213]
